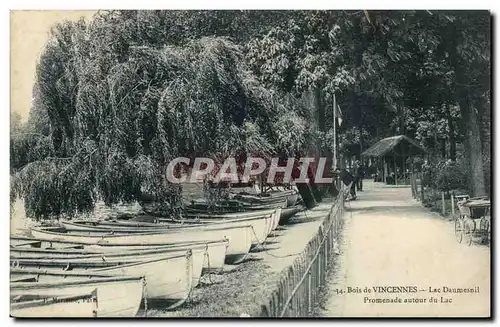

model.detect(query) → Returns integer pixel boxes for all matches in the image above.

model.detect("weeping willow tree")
[13,11,311,220]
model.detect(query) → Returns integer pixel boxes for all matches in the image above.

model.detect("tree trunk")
[314,86,325,132]
[476,96,491,195]
[447,18,487,197]
[296,183,317,209]
[458,95,486,197]
[399,106,405,135]
[440,139,447,158]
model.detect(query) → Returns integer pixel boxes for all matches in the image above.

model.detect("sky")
[10,10,97,121]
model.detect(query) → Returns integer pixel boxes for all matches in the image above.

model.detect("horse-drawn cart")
[454,195,490,246]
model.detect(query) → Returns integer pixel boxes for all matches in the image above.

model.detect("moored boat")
[12,245,207,288]
[60,213,271,250]
[11,276,144,317]
[11,238,228,275]
[11,251,193,309]
[285,193,299,207]
[278,205,303,224]
[231,189,296,204]
[30,224,252,264]
[184,198,287,213]
[11,289,98,318]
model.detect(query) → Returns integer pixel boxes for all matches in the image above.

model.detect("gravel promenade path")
[319,180,490,317]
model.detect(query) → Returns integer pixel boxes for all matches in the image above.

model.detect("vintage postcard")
[9,9,491,318]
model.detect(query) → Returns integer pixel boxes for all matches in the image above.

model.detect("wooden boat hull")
[11,239,228,277]
[12,253,193,308]
[184,199,287,213]
[271,208,282,231]
[123,213,274,248]
[279,205,302,224]
[12,297,97,318]
[179,208,277,220]
[14,250,201,289]
[286,193,299,207]
[31,225,251,264]
[11,290,98,318]
[232,190,295,204]
[11,277,143,317]
[61,216,265,254]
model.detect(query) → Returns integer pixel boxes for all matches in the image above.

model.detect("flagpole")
[333,93,337,170]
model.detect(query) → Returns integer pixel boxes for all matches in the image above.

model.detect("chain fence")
[258,183,351,317]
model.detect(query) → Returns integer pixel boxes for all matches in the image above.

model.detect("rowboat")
[188,207,284,233]
[286,193,299,207]
[60,212,273,249]
[185,199,287,213]
[11,276,143,317]
[11,289,98,318]
[133,208,276,222]
[165,208,280,233]
[185,207,283,232]
[11,238,228,275]
[11,251,193,309]
[278,205,303,225]
[231,189,297,205]
[12,246,205,288]
[271,208,282,231]
[31,225,251,264]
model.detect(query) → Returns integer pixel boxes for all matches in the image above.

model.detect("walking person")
[335,167,357,201]
[356,160,364,191]
[353,160,363,192]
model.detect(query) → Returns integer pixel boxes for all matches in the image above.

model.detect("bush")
[433,159,469,193]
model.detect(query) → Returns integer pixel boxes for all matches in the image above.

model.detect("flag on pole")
[333,93,343,127]
[336,105,343,127]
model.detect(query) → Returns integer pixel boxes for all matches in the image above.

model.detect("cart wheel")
[480,217,490,244]
[470,218,477,234]
[463,218,473,246]
[455,217,463,244]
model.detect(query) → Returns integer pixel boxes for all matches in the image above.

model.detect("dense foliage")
[11,10,491,219]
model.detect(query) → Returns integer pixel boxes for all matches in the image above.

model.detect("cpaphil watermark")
[165,157,334,184]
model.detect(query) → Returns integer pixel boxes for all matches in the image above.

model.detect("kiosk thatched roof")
[362,135,427,157]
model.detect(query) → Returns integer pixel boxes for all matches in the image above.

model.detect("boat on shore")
[11,238,228,275]
[60,212,272,250]
[12,245,206,288]
[181,207,282,232]
[11,289,98,318]
[11,251,193,309]
[184,199,287,214]
[278,205,303,224]
[231,189,298,206]
[11,276,144,317]
[30,225,252,264]
[131,207,281,235]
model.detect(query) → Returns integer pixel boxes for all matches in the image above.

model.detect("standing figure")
[353,160,363,192]
[356,160,364,191]
[336,168,357,200]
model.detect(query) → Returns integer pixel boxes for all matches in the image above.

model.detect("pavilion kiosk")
[361,135,427,185]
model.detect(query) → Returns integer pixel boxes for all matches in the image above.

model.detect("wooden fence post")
[441,192,446,215]
[413,174,417,198]
[307,270,312,316]
[416,175,419,198]
[317,251,321,296]
[324,239,328,271]
[410,174,414,197]
[451,194,455,217]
